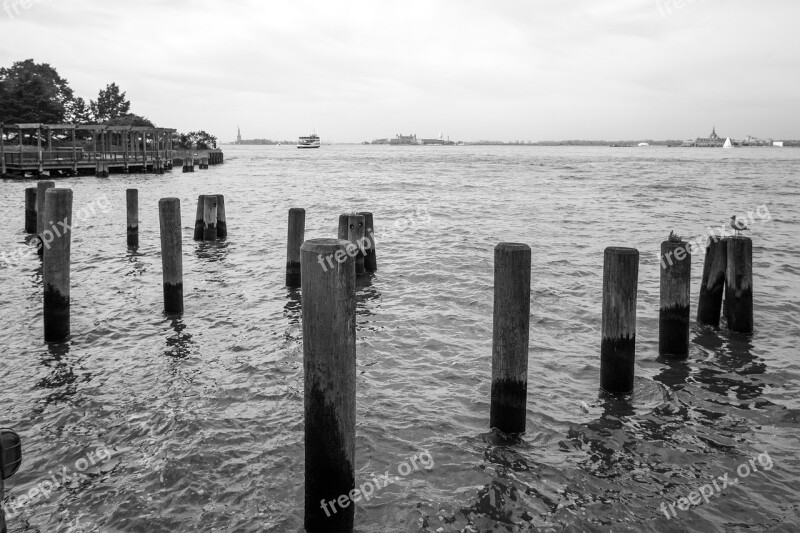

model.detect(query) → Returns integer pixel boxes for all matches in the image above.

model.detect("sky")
[1,0,798,143]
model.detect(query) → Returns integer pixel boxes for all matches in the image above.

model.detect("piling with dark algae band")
[659,240,691,358]
[43,188,72,342]
[202,195,218,241]
[600,247,639,394]
[193,195,206,240]
[490,243,531,433]
[216,195,227,239]
[158,198,183,314]
[726,236,753,334]
[697,238,728,326]
[301,238,356,532]
[126,189,139,249]
[338,213,366,275]
[358,211,377,272]
[286,208,305,287]
[24,187,36,234]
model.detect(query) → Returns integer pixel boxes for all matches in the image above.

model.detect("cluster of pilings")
[17,188,757,532]
[598,236,753,395]
[193,195,227,241]
[208,150,224,165]
[284,209,378,289]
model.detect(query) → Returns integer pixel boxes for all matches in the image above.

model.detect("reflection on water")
[653,357,692,391]
[193,240,230,262]
[282,287,301,326]
[125,249,146,277]
[36,342,90,405]
[164,318,194,359]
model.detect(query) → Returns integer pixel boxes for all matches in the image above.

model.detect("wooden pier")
[1,123,178,178]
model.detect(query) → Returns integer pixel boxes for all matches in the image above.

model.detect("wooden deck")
[0,123,186,178]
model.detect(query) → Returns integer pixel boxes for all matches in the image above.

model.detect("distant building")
[371,138,390,144]
[773,141,784,147]
[694,126,725,147]
[389,134,418,145]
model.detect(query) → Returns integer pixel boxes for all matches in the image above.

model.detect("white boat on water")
[297,133,320,149]
[723,137,732,148]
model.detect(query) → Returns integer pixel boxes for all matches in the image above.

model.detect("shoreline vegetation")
[0,59,217,154]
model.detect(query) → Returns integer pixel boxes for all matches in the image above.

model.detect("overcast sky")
[1,0,798,142]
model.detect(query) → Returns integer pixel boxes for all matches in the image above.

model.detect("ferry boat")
[297,133,320,149]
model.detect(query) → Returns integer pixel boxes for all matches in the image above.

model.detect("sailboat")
[723,137,732,148]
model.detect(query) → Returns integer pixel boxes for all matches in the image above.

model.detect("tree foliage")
[105,114,154,127]
[0,59,74,124]
[66,97,92,124]
[90,83,131,122]
[176,131,217,150]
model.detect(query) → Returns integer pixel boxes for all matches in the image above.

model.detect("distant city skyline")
[2,1,798,142]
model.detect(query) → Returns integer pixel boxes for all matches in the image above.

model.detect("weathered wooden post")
[158,198,184,314]
[300,238,356,532]
[25,187,37,233]
[126,189,139,248]
[659,239,691,358]
[358,211,377,272]
[36,180,55,234]
[725,236,753,334]
[36,180,55,256]
[202,195,218,241]
[490,243,531,433]
[43,188,72,342]
[216,195,227,239]
[193,195,206,241]
[600,247,639,394]
[697,237,728,326]
[338,213,366,275]
[286,208,305,287]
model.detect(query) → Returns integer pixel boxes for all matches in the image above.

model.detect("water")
[1,145,799,532]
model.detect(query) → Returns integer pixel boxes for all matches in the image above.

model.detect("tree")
[0,59,74,124]
[90,83,131,122]
[66,97,92,124]
[176,131,218,150]
[105,114,154,127]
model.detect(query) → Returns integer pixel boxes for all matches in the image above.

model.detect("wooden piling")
[338,213,366,275]
[600,247,639,394]
[490,243,531,433]
[697,237,728,326]
[203,195,218,241]
[158,198,184,314]
[36,180,55,234]
[659,240,690,358]
[725,236,753,334]
[286,208,305,287]
[126,189,139,248]
[193,195,206,241]
[36,180,55,255]
[300,238,356,533]
[25,187,37,233]
[43,188,72,342]
[216,195,227,239]
[358,211,377,272]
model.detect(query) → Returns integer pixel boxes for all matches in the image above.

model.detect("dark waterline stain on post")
[600,335,636,394]
[163,282,184,315]
[490,378,528,433]
[659,304,690,357]
[43,285,69,342]
[305,387,355,532]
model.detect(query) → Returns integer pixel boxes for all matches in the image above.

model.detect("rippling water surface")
[1,145,799,532]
